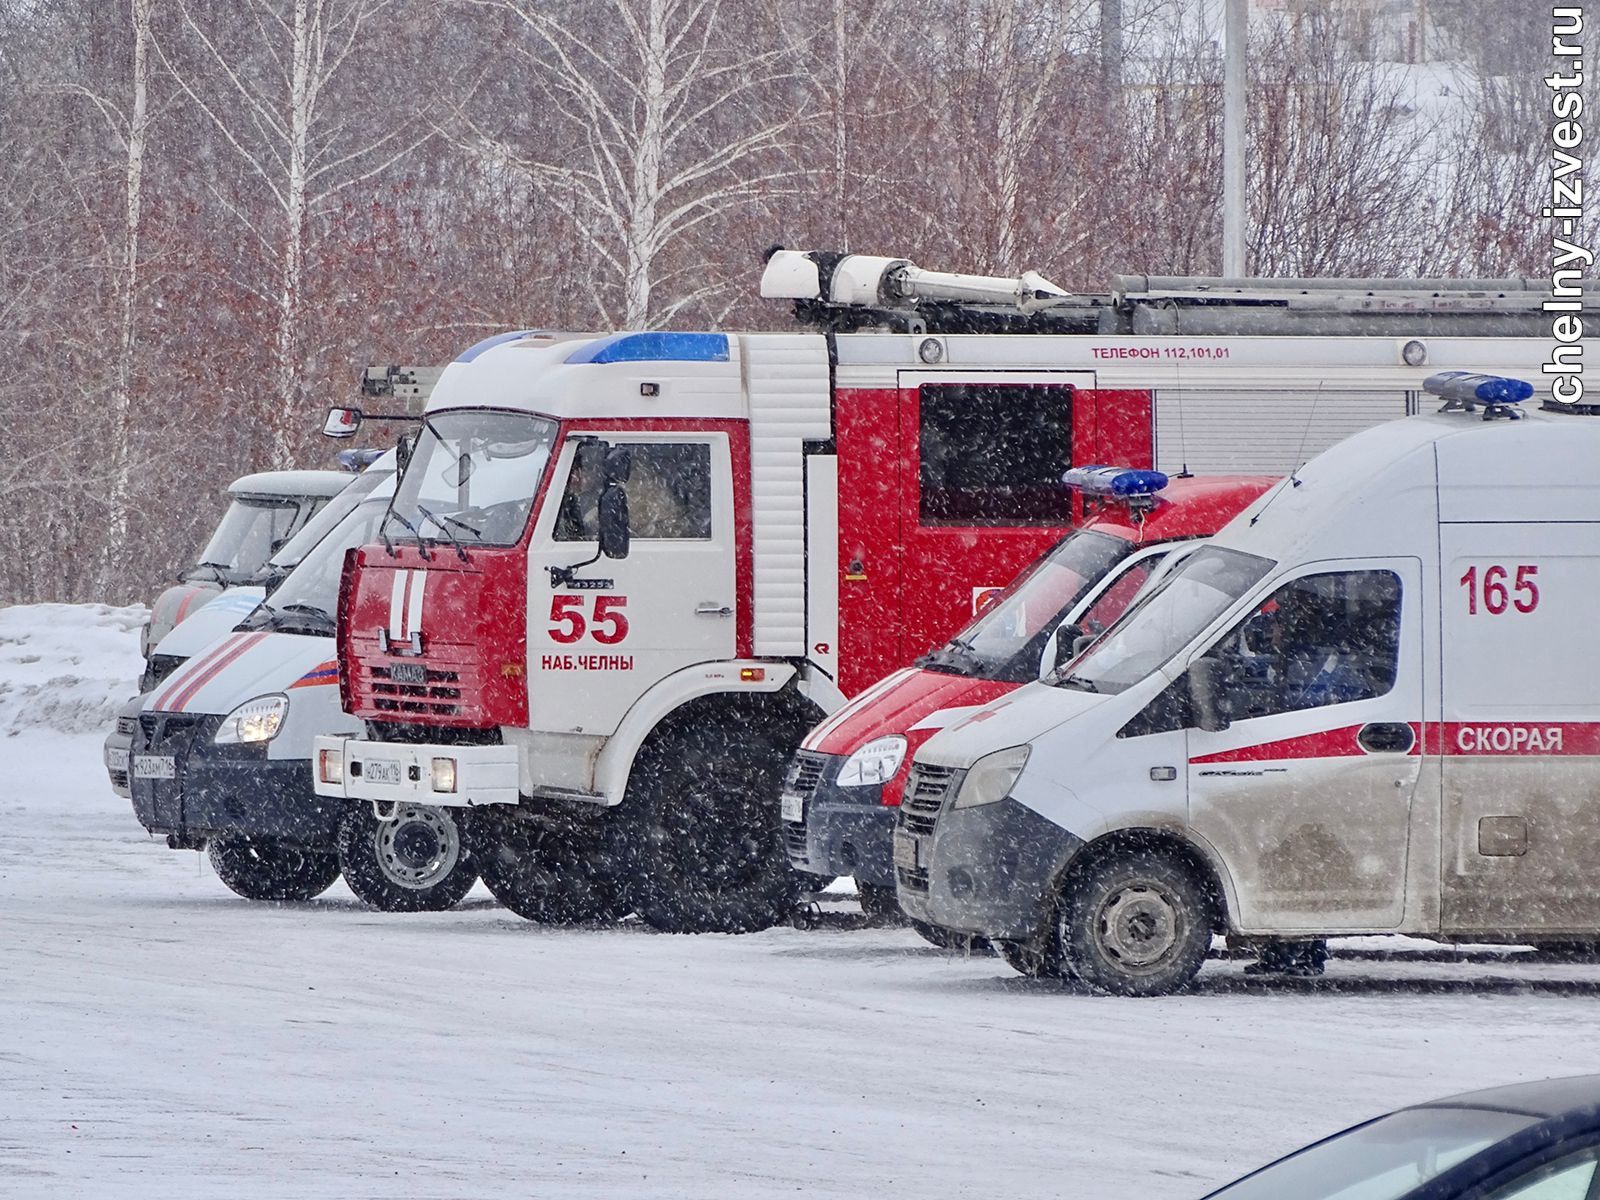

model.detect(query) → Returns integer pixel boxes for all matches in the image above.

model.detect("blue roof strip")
[566,332,729,365]
[455,329,539,363]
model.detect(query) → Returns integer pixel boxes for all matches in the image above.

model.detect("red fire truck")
[312,251,1570,931]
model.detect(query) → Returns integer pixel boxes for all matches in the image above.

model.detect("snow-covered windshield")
[385,410,558,549]
[247,486,395,634]
[1053,545,1273,695]
[922,529,1131,683]
[194,496,307,581]
[265,467,394,572]
[1203,1106,1532,1200]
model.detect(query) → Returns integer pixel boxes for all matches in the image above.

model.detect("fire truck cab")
[897,375,1600,995]
[312,253,1580,933]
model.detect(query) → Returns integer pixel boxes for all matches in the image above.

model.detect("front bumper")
[782,751,898,888]
[103,699,140,798]
[129,712,341,844]
[895,790,1082,942]
[313,736,519,807]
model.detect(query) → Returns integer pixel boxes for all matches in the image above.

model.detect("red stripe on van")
[164,633,268,713]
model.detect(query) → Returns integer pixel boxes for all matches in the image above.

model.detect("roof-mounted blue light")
[1061,465,1170,498]
[455,329,539,363]
[1425,371,1535,420]
[337,448,384,472]
[566,332,729,365]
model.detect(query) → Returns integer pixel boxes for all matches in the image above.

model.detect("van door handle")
[695,603,733,617]
[1358,722,1415,754]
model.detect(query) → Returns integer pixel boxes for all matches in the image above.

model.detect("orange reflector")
[739,668,765,682]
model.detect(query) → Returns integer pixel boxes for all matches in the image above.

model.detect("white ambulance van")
[896,375,1600,995]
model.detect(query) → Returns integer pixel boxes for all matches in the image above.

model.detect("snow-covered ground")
[4,604,1600,1200]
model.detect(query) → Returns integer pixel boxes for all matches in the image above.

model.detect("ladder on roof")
[760,248,1585,338]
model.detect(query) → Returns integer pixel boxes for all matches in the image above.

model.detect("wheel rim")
[374,806,461,891]
[1094,882,1183,973]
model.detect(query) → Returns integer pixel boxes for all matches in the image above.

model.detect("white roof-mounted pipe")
[761,249,1076,315]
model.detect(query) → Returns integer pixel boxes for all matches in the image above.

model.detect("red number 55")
[548,594,630,644]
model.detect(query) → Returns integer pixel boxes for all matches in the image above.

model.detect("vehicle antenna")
[1249,379,1324,525]
[1173,356,1192,478]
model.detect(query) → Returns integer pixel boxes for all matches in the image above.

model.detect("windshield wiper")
[1054,674,1099,693]
[384,509,433,560]
[416,504,472,562]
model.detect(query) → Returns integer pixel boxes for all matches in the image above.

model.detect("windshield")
[194,496,307,581]
[1054,545,1273,695]
[263,468,394,573]
[1203,1107,1533,1200]
[385,410,558,548]
[922,530,1132,682]
[245,486,396,635]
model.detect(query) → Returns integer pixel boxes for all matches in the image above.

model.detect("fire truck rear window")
[918,384,1073,525]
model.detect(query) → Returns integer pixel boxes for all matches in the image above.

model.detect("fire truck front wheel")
[624,723,805,934]
[474,812,626,924]
[207,836,341,902]
[337,803,478,913]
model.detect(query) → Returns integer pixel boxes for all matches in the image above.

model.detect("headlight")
[836,735,907,787]
[214,694,289,744]
[951,745,1030,809]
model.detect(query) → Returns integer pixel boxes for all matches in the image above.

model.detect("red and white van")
[781,471,1273,917]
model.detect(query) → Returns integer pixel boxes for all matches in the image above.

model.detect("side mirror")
[598,484,630,559]
[324,407,362,438]
[1050,623,1084,671]
[396,429,418,474]
[1187,657,1232,733]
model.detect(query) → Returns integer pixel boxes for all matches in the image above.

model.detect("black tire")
[1057,848,1214,996]
[208,836,341,902]
[624,720,805,934]
[337,802,477,913]
[996,938,1063,979]
[857,880,903,923]
[475,812,625,924]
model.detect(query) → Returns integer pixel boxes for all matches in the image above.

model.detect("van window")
[555,442,712,541]
[1215,570,1402,718]
[918,384,1072,525]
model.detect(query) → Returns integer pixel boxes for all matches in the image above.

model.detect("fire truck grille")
[366,664,463,717]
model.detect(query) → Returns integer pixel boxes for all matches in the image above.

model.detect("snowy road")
[5,609,1600,1199]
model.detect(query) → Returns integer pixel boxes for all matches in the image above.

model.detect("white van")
[896,375,1600,995]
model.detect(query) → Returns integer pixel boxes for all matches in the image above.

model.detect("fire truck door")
[1185,559,1424,933]
[526,432,738,737]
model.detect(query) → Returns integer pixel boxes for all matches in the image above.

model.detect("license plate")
[893,831,920,871]
[362,758,403,786]
[780,792,804,823]
[106,747,131,772]
[132,754,175,780]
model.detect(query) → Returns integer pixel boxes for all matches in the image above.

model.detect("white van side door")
[1438,523,1600,937]
[1185,558,1425,934]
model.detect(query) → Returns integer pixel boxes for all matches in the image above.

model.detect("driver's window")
[1210,569,1402,720]
[554,441,712,542]
[1483,1149,1600,1199]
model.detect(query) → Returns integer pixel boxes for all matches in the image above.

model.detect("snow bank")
[0,603,146,736]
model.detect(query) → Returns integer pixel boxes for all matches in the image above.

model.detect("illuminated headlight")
[951,745,1030,809]
[214,694,288,744]
[836,735,907,788]
[431,756,457,794]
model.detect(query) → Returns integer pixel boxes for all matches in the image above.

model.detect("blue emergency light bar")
[1424,372,1535,405]
[337,448,384,472]
[1061,465,1170,498]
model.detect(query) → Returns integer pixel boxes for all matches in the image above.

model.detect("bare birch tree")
[156,0,437,467]
[458,0,807,328]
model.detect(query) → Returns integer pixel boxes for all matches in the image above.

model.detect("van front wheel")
[208,836,341,902]
[1058,849,1213,996]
